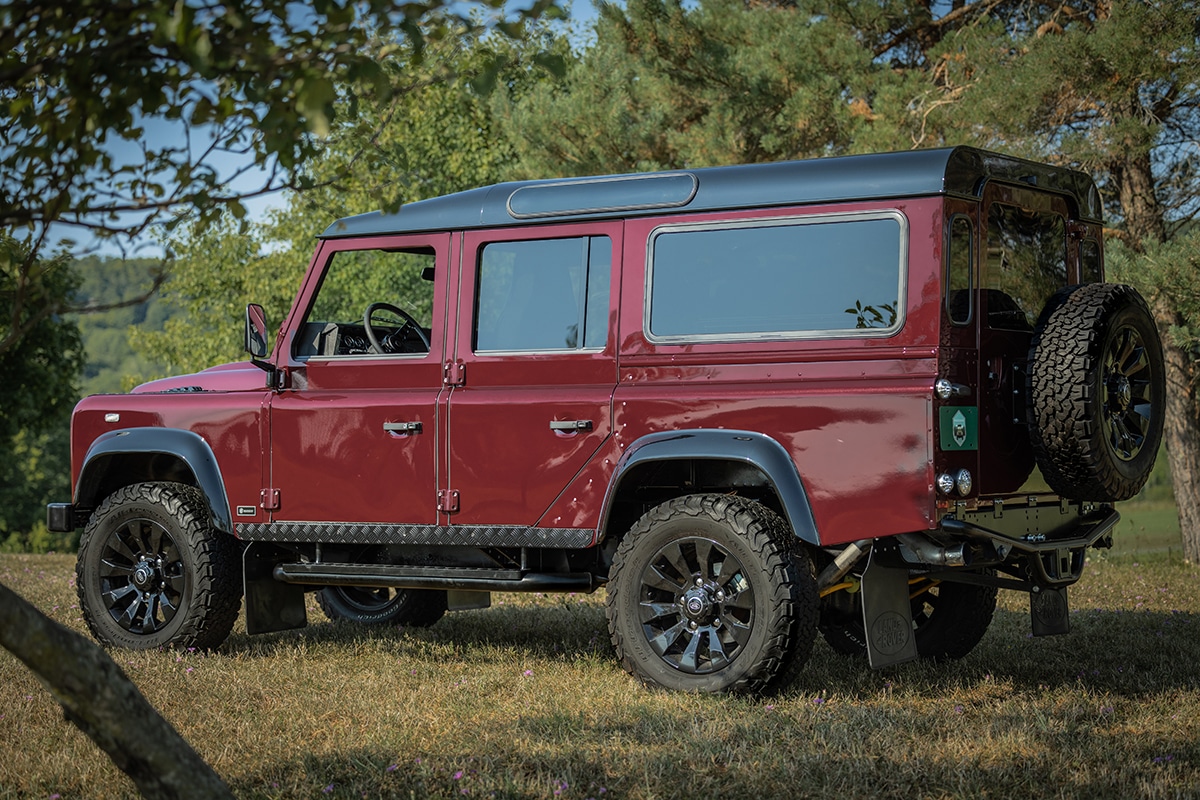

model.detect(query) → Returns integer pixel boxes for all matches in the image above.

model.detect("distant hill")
[70,255,171,396]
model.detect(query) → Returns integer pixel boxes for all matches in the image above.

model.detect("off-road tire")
[820,573,998,661]
[317,587,447,627]
[76,482,242,650]
[606,494,817,694]
[1027,283,1164,501]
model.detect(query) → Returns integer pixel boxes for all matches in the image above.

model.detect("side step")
[272,562,598,593]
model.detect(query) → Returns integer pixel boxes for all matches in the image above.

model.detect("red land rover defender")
[49,146,1163,693]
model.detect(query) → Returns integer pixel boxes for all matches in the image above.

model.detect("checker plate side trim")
[235,522,595,548]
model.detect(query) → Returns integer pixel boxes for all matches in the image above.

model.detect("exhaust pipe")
[816,539,872,593]
[897,534,971,568]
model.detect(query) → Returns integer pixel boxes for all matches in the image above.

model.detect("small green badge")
[939,406,978,451]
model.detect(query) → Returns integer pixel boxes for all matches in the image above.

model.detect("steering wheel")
[363,302,430,354]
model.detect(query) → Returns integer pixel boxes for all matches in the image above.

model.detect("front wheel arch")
[75,428,234,534]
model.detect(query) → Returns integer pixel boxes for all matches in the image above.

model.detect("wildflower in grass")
[453,770,464,780]
[523,669,533,677]
[1153,755,1175,764]
[323,784,334,793]
[954,705,964,714]
[764,704,775,712]
[813,697,825,706]
[387,764,398,773]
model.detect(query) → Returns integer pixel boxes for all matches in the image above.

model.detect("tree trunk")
[1153,298,1200,562]
[0,581,234,800]
[1114,143,1200,561]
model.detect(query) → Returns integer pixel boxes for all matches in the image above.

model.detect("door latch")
[383,421,423,435]
[549,419,593,432]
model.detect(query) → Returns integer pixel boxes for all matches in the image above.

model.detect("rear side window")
[946,216,973,325]
[646,213,905,341]
[1081,239,1102,283]
[475,236,611,352]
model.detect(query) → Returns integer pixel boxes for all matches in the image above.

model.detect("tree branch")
[0,581,235,800]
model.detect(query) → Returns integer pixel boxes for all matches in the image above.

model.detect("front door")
[268,234,451,527]
[445,224,620,532]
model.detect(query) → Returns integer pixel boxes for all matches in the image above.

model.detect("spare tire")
[1027,283,1164,501]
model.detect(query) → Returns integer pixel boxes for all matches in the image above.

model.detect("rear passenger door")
[445,224,620,531]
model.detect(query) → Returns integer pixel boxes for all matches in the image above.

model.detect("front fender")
[599,429,820,545]
[75,427,234,535]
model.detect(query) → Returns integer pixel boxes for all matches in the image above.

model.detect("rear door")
[976,184,1074,494]
[444,223,620,531]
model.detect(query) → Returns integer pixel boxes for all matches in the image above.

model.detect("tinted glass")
[475,236,611,352]
[648,216,903,339]
[984,204,1066,330]
[297,248,435,357]
[508,174,696,218]
[1081,239,1102,283]
[946,216,973,325]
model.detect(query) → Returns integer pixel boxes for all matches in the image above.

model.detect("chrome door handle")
[383,421,422,435]
[549,420,593,432]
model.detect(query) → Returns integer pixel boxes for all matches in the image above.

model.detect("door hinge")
[438,489,460,514]
[260,488,281,511]
[443,359,466,387]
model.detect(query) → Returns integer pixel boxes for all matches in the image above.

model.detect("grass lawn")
[2,526,1199,799]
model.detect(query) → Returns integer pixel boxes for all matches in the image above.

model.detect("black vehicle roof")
[320,146,1102,239]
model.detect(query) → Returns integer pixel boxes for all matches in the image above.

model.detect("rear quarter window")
[646,212,906,342]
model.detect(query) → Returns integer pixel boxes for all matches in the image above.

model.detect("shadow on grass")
[224,597,1200,699]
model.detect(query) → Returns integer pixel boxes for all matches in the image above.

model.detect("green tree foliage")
[72,257,170,395]
[0,237,83,549]
[499,0,891,177]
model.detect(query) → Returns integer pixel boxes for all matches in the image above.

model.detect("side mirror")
[244,303,270,359]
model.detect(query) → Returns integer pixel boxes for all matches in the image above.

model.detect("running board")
[273,562,597,593]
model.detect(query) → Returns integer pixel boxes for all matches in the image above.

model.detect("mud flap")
[860,550,920,669]
[1030,586,1070,636]
[244,542,308,635]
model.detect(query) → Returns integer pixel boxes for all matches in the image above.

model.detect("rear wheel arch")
[76,428,234,535]
[598,430,821,548]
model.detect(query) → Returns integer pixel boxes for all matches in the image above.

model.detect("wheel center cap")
[681,588,713,621]
[1110,374,1132,412]
[133,563,155,590]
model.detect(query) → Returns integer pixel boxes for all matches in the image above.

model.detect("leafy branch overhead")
[0,0,560,238]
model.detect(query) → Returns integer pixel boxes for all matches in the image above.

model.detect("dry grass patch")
[2,552,1200,799]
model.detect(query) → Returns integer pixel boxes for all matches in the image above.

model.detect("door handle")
[383,421,422,435]
[550,419,593,432]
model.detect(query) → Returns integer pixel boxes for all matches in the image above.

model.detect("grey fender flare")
[75,427,234,535]
[598,429,820,545]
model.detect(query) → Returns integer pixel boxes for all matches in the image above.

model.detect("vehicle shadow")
[226,601,1200,697]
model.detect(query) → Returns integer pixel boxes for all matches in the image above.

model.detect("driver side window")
[295,248,436,358]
